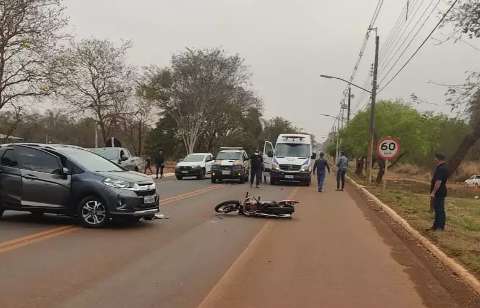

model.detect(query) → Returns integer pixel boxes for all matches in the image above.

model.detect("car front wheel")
[78,196,109,228]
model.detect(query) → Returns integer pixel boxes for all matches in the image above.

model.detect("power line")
[379,0,419,64]
[346,0,384,86]
[336,0,383,126]
[378,0,460,93]
[378,0,441,85]
[378,0,428,71]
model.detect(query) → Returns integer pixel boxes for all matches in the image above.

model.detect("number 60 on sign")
[377,137,400,161]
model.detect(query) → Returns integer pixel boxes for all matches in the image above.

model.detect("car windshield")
[216,151,242,160]
[58,147,124,172]
[275,144,310,158]
[183,154,206,162]
[89,148,119,161]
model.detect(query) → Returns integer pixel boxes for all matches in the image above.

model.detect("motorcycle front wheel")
[215,200,241,213]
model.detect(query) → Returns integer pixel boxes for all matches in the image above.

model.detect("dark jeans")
[156,164,164,178]
[336,169,346,190]
[432,197,446,230]
[250,168,262,186]
[317,172,326,191]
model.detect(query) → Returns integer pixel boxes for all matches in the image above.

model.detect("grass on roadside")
[351,173,480,277]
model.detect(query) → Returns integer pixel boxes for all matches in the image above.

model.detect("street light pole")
[320,114,341,160]
[347,87,351,123]
[94,123,98,148]
[367,31,380,184]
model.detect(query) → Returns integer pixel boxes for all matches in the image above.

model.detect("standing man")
[336,151,348,191]
[250,149,263,188]
[155,149,165,179]
[144,156,153,175]
[313,152,330,192]
[429,153,448,231]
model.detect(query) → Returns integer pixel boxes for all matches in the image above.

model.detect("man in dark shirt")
[154,149,165,179]
[250,150,263,188]
[429,153,448,231]
[313,152,330,192]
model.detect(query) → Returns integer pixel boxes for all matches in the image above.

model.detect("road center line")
[0,225,79,254]
[161,185,225,206]
[197,187,299,308]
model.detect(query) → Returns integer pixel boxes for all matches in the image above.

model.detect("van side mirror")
[311,153,317,159]
[267,151,274,158]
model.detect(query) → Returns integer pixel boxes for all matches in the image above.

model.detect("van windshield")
[275,144,310,158]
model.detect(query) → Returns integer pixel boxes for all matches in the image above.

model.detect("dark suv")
[0,144,159,227]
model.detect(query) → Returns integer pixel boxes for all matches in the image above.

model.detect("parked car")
[211,147,250,184]
[0,144,159,227]
[175,153,214,180]
[88,147,144,172]
[465,175,480,186]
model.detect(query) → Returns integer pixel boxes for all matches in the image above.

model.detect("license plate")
[181,171,189,174]
[285,175,294,179]
[144,195,155,204]
[222,170,231,175]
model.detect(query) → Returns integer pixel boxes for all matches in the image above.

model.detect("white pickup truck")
[89,147,145,172]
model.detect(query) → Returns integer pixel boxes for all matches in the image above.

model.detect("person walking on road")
[144,156,153,175]
[428,153,449,231]
[154,149,165,179]
[336,151,348,191]
[313,152,330,192]
[250,149,263,188]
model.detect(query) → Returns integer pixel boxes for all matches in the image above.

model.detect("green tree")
[335,100,469,178]
[261,117,300,146]
[139,48,253,154]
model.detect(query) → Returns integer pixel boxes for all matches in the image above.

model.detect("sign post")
[377,136,401,191]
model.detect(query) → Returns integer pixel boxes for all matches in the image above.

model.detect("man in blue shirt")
[336,152,348,191]
[313,152,330,192]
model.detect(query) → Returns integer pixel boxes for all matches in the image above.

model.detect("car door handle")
[24,174,38,180]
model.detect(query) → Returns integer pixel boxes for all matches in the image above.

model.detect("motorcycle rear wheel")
[215,200,241,213]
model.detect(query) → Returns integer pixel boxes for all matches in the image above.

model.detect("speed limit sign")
[377,137,400,161]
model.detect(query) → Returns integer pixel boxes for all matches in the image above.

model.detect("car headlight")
[301,164,310,172]
[103,178,134,190]
[272,162,280,171]
[193,165,202,169]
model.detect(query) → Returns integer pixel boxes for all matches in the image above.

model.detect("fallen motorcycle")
[214,192,298,218]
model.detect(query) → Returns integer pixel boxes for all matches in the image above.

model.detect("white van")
[263,134,316,186]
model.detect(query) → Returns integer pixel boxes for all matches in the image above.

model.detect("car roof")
[187,153,212,155]
[88,147,123,150]
[218,149,244,152]
[1,143,85,151]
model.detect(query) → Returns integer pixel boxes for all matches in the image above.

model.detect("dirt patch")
[346,184,480,308]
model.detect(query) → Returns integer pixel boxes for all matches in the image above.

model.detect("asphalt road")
[0,175,474,308]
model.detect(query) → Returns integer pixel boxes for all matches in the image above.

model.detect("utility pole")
[347,87,351,123]
[367,31,379,184]
[94,123,98,148]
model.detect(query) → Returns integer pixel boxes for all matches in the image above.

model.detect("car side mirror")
[311,153,317,159]
[120,156,128,162]
[267,151,274,158]
[53,167,70,177]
